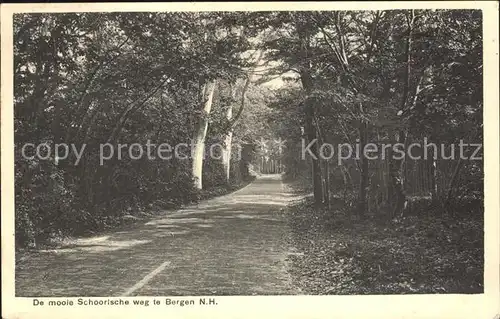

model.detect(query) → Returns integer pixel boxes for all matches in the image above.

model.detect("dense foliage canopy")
[14,10,482,249]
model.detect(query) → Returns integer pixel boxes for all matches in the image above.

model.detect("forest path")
[16,174,304,296]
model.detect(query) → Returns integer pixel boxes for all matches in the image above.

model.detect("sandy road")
[15,174,303,297]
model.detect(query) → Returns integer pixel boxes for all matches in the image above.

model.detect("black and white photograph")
[1,2,499,318]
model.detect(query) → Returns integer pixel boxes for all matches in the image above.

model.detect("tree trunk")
[324,159,331,210]
[339,165,349,201]
[427,133,439,201]
[222,83,237,184]
[221,51,262,184]
[384,145,393,202]
[358,114,369,216]
[222,131,233,184]
[300,71,323,208]
[429,157,438,200]
[390,10,415,218]
[390,130,408,218]
[303,94,324,208]
[297,17,323,209]
[192,80,217,190]
[444,158,463,205]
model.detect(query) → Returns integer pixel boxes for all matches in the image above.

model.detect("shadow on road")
[16,174,305,296]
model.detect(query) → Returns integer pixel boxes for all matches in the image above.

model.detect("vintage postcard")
[1,2,499,318]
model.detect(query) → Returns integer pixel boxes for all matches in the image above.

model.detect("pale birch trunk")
[192,80,217,190]
[429,154,438,201]
[222,101,233,184]
[221,51,263,183]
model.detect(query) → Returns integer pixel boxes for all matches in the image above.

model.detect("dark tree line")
[263,10,482,218]
[14,10,483,247]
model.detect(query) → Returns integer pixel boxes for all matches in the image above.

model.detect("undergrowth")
[286,195,483,294]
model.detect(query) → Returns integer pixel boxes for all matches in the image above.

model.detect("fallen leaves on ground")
[286,198,483,294]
